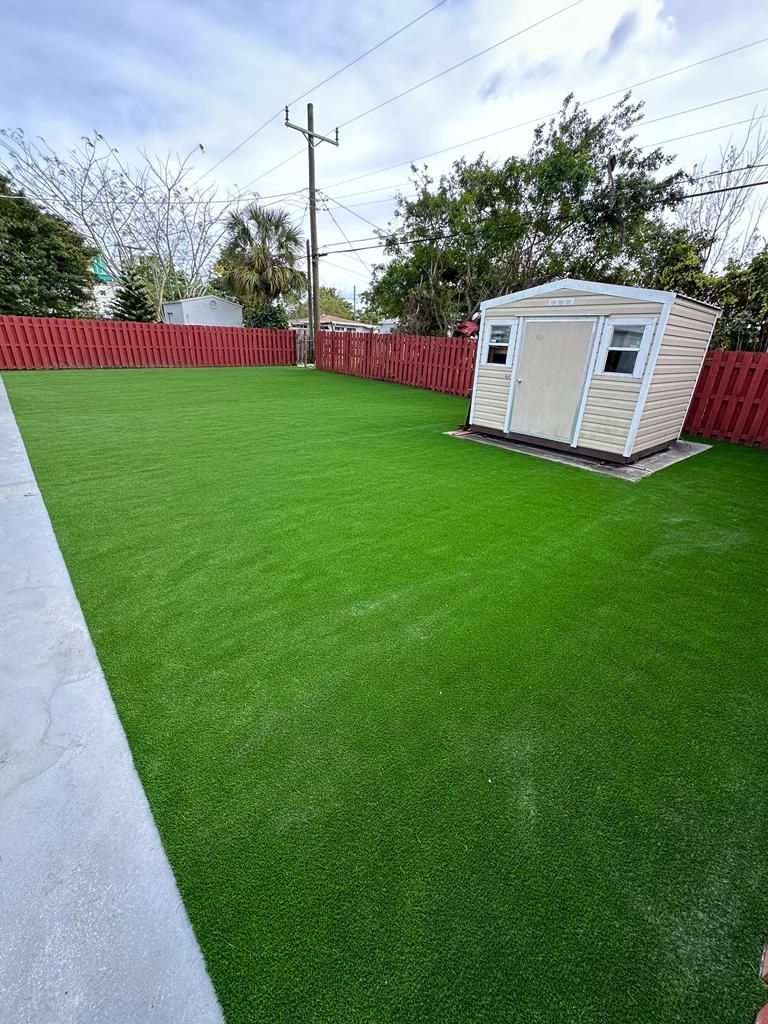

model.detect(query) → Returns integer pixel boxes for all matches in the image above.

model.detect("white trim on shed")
[480,278,676,310]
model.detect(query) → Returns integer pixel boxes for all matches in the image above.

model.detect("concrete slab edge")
[0,376,225,1024]
[446,430,711,481]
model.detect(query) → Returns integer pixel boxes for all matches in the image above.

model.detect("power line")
[247,0,587,190]
[9,112,765,225]
[299,193,310,233]
[319,178,768,256]
[193,0,450,183]
[322,233,387,249]
[575,37,768,106]
[639,87,768,128]
[242,147,307,189]
[234,36,768,197]
[331,181,412,200]
[321,37,768,192]
[321,198,372,274]
[330,192,417,209]
[330,166,768,208]
[277,151,768,203]
[321,235,448,255]
[193,112,284,186]
[0,187,307,208]
[321,191,381,231]
[682,177,768,199]
[337,0,586,129]
[0,181,396,210]
[639,114,768,150]
[319,112,768,243]
[326,151,768,208]
[691,161,768,181]
[321,256,371,280]
[323,93,768,195]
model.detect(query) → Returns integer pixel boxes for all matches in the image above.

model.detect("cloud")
[480,70,507,101]
[599,10,640,64]
[480,56,563,100]
[0,0,763,296]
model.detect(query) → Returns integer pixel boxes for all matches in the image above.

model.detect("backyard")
[4,366,767,1023]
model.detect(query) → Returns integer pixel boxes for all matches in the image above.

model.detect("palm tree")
[218,204,305,309]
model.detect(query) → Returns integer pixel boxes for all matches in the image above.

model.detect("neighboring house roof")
[479,278,720,312]
[290,315,374,329]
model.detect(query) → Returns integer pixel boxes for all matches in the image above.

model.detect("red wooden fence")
[684,348,768,448]
[315,330,477,397]
[0,316,296,370]
[3,316,767,448]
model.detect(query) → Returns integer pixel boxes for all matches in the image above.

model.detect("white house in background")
[289,314,375,334]
[162,296,243,327]
[377,318,399,334]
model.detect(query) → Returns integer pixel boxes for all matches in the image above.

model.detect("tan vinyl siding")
[485,289,663,321]
[471,365,510,430]
[632,297,718,454]
[576,377,642,454]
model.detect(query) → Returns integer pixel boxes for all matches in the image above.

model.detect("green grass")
[4,366,768,1024]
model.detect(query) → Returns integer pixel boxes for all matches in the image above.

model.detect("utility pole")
[285,103,339,354]
[305,238,313,365]
[353,285,356,317]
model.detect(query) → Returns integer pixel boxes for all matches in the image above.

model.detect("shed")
[162,295,243,327]
[467,279,720,463]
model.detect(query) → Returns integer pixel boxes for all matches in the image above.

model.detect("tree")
[0,130,241,318]
[676,112,768,273]
[633,221,709,296]
[365,94,688,334]
[134,254,192,306]
[245,306,289,329]
[707,251,768,351]
[216,204,305,314]
[289,285,354,320]
[110,263,156,322]
[0,174,96,317]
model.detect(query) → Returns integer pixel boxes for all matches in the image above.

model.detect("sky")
[1,0,766,305]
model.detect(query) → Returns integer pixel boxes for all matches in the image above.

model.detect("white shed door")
[508,320,594,442]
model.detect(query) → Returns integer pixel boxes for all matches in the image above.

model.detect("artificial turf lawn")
[4,366,768,1024]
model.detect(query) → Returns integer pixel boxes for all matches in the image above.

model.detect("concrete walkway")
[0,378,224,1024]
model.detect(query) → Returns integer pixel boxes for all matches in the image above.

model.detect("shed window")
[599,320,655,377]
[484,323,513,365]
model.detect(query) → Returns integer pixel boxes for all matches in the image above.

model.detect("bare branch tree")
[676,109,768,272]
[0,129,246,317]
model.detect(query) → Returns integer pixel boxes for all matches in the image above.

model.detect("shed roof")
[161,295,242,309]
[479,278,719,312]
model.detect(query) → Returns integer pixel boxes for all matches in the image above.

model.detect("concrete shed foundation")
[448,430,710,481]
